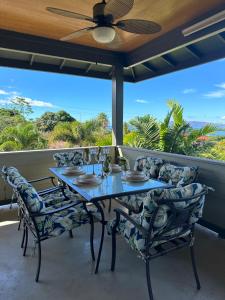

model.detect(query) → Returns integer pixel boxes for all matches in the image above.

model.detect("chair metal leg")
[108,199,112,213]
[94,202,105,274]
[69,230,73,238]
[145,259,154,300]
[35,239,42,282]
[23,227,28,256]
[18,218,22,231]
[111,229,116,271]
[21,227,26,248]
[90,216,95,261]
[190,245,201,290]
[18,208,23,231]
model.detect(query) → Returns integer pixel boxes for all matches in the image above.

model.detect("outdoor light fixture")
[92,26,116,43]
[182,9,225,37]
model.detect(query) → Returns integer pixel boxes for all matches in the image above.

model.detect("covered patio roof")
[0,0,225,82]
[0,0,225,144]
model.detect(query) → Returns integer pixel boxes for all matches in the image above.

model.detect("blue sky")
[0,58,225,124]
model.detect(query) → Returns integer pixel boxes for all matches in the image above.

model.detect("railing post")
[112,63,124,146]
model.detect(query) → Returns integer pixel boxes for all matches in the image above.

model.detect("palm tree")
[0,123,46,151]
[128,100,216,155]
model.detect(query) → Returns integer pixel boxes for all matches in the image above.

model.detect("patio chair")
[53,150,84,167]
[114,160,198,214]
[2,166,79,231]
[13,176,100,282]
[113,156,164,214]
[108,183,211,300]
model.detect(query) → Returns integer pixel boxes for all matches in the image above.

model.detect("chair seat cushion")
[36,201,100,238]
[107,215,189,254]
[41,189,82,206]
[115,192,147,213]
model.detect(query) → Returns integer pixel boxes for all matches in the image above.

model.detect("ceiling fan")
[46,0,161,45]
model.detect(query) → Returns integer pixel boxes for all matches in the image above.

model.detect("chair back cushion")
[158,164,198,186]
[53,151,83,167]
[17,181,45,213]
[2,166,26,187]
[140,183,207,235]
[134,156,164,178]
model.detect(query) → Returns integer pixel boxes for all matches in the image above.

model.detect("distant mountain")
[188,121,225,130]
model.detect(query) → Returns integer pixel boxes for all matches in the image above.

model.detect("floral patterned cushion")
[108,183,207,254]
[36,202,99,238]
[53,151,84,167]
[17,181,46,213]
[134,156,164,178]
[41,189,81,206]
[16,179,100,238]
[115,193,147,213]
[158,164,198,186]
[2,166,22,184]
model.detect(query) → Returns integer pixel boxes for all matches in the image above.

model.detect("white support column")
[112,64,124,146]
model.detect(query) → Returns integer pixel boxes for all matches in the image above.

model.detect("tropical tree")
[199,139,225,161]
[96,112,109,129]
[36,110,75,132]
[129,115,160,149]
[11,97,33,118]
[0,123,46,151]
[50,122,77,144]
[0,108,25,131]
[127,100,216,155]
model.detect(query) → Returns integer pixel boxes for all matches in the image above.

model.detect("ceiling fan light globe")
[92,26,116,43]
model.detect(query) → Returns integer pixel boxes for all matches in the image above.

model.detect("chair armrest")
[31,200,83,217]
[28,176,57,186]
[38,186,62,196]
[114,208,148,236]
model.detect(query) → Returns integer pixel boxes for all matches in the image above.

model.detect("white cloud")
[221,116,225,120]
[0,99,10,105]
[0,97,54,108]
[215,82,225,89]
[204,90,225,98]
[0,89,9,95]
[182,88,196,94]
[16,97,54,108]
[135,99,149,104]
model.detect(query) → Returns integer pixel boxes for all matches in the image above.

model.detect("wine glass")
[90,148,97,175]
[83,148,91,173]
[103,155,112,184]
[99,153,106,178]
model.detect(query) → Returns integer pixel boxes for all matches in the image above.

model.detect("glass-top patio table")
[49,164,171,274]
[49,164,171,202]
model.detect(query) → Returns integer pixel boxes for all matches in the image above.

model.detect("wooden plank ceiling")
[0,0,224,52]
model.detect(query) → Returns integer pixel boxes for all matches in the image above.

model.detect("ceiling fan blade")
[60,27,94,41]
[116,19,161,34]
[46,7,94,22]
[104,0,134,20]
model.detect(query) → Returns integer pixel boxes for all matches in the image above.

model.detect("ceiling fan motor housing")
[93,2,113,25]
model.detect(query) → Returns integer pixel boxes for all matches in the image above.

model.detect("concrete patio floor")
[0,204,225,300]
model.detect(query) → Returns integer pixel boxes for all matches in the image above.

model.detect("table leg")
[94,201,105,274]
